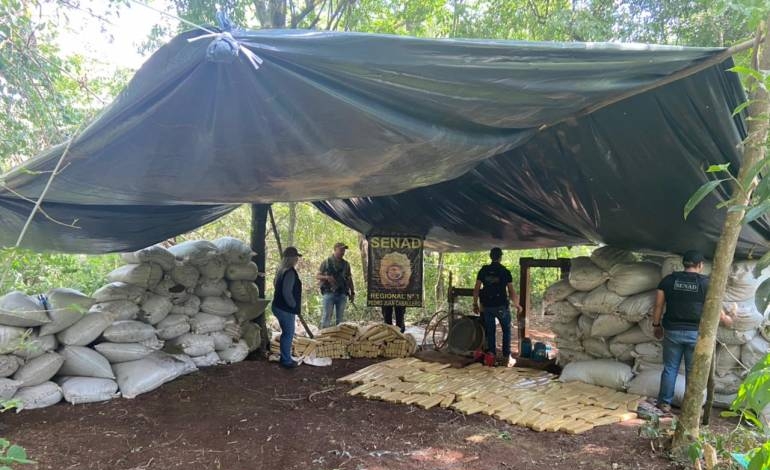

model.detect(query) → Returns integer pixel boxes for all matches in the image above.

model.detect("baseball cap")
[282,246,303,258]
[334,242,349,250]
[682,250,705,265]
[490,247,503,259]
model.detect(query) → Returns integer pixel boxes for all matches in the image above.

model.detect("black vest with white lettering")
[662,271,709,331]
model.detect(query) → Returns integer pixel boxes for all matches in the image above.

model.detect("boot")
[484,352,496,367]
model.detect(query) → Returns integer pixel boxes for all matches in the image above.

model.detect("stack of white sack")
[546,247,770,407]
[4,238,270,410]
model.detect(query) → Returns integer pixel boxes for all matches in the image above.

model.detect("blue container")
[520,338,532,358]
[532,342,550,361]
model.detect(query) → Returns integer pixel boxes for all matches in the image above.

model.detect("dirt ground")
[3,355,733,470]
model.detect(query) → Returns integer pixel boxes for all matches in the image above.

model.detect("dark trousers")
[382,305,406,333]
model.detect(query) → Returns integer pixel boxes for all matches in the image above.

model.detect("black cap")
[282,246,303,258]
[334,242,349,250]
[490,247,503,260]
[682,250,704,265]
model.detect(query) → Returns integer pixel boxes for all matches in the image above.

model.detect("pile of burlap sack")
[547,247,770,410]
[0,238,269,410]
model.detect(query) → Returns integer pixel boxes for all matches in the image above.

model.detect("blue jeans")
[272,306,296,366]
[658,329,698,406]
[482,306,512,358]
[321,293,347,328]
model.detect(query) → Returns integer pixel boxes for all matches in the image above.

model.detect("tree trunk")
[287,202,297,247]
[672,22,770,450]
[358,232,368,289]
[250,204,270,298]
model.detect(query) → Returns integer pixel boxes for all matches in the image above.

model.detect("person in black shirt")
[473,247,521,367]
[652,250,734,413]
[272,247,303,369]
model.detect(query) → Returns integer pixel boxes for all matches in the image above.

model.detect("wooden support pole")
[250,204,269,298]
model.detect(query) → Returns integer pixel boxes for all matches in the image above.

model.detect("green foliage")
[0,438,34,469]
[726,353,770,470]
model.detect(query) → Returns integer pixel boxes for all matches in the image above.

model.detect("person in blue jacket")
[271,246,303,369]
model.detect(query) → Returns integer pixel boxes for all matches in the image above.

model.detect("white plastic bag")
[121,246,176,271]
[107,263,163,289]
[217,340,249,363]
[92,282,145,303]
[591,314,634,338]
[57,312,118,346]
[0,378,22,400]
[155,315,191,340]
[590,247,637,271]
[225,262,259,281]
[139,294,173,325]
[200,296,238,316]
[198,255,227,280]
[213,237,253,264]
[614,291,656,322]
[168,240,219,266]
[581,285,626,315]
[543,280,575,305]
[39,288,95,336]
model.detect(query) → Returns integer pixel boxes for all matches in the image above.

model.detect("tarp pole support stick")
[251,204,269,299]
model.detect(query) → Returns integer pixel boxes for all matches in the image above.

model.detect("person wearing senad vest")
[272,247,303,369]
[652,250,734,414]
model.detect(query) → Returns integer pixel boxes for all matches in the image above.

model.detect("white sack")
[229,281,260,304]
[717,326,757,346]
[551,318,579,341]
[194,279,228,298]
[590,247,637,271]
[0,378,22,400]
[166,334,215,357]
[94,342,154,364]
[568,257,609,292]
[713,373,743,395]
[0,292,49,327]
[13,352,63,386]
[113,356,179,399]
[209,331,233,351]
[715,343,743,377]
[192,351,221,367]
[40,288,95,336]
[608,339,635,361]
[190,313,226,335]
[543,280,575,305]
[581,285,626,315]
[614,291,656,322]
[12,381,62,410]
[546,301,581,321]
[200,296,238,316]
[723,300,764,331]
[212,237,253,264]
[591,314,634,338]
[92,282,145,303]
[582,337,612,358]
[156,315,190,340]
[612,326,651,344]
[741,335,770,370]
[0,355,23,378]
[217,340,249,363]
[627,369,689,406]
[555,338,583,351]
[139,294,173,325]
[171,264,200,289]
[198,255,227,280]
[57,312,117,346]
[566,291,588,310]
[225,262,259,281]
[58,346,115,379]
[632,342,664,363]
[168,240,219,266]
[556,349,592,366]
[13,334,57,360]
[121,245,176,271]
[726,261,769,302]
[88,300,140,322]
[661,256,713,278]
[559,359,633,390]
[107,263,163,289]
[170,296,201,316]
[103,321,157,343]
[607,262,662,296]
[577,315,594,339]
[57,376,119,404]
[0,326,27,354]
